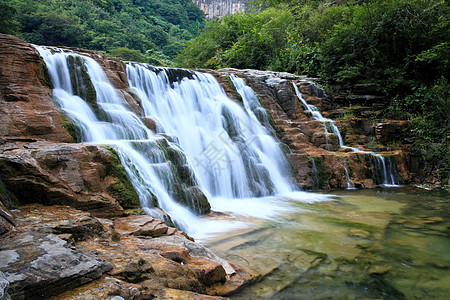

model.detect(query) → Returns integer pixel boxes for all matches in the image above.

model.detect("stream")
[202,187,450,299]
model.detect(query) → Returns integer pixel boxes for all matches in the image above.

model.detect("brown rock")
[114,215,168,237]
[16,204,105,241]
[0,201,16,235]
[150,288,229,299]
[0,34,72,142]
[0,141,126,218]
[50,276,143,300]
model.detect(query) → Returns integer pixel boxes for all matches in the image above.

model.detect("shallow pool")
[202,187,450,299]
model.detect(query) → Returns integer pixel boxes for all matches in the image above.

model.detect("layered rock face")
[214,68,410,190]
[193,0,250,19]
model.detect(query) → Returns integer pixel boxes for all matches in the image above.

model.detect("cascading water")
[36,46,208,232]
[293,84,359,152]
[36,46,305,237]
[126,63,293,198]
[293,83,399,186]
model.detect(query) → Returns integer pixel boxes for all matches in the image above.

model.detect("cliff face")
[193,0,250,19]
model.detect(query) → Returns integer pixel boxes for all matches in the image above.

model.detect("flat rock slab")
[16,204,105,241]
[0,232,112,300]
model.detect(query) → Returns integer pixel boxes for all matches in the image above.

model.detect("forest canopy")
[0,0,206,65]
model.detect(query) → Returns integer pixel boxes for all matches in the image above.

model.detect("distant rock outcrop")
[193,0,250,19]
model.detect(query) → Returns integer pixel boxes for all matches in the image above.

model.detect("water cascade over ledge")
[293,84,399,187]
[36,46,301,236]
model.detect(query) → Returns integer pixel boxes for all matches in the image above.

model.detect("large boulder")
[0,232,112,300]
[0,141,142,218]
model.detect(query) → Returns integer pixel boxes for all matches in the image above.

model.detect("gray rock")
[0,232,112,300]
[0,271,11,300]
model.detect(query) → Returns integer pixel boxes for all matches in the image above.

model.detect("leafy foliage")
[3,0,205,64]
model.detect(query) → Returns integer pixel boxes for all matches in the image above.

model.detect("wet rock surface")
[0,34,72,142]
[214,68,410,189]
[0,205,252,299]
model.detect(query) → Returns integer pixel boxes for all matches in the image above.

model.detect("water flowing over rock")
[217,68,409,189]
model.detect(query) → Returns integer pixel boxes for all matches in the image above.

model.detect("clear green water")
[203,187,450,299]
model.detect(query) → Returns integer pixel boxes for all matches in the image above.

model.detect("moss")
[180,186,211,215]
[103,146,140,209]
[309,156,329,190]
[67,55,103,119]
[318,216,378,232]
[221,106,239,139]
[298,248,328,260]
[225,75,243,103]
[346,157,354,176]
[60,113,82,143]
[40,60,53,89]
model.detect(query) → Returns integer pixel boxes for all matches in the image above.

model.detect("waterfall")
[36,46,210,232]
[126,63,293,198]
[293,84,359,152]
[36,46,299,236]
[293,83,399,186]
[343,161,355,190]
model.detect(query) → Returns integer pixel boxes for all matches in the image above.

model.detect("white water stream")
[293,83,399,186]
[36,46,328,239]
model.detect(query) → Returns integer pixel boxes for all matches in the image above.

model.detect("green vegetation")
[103,146,140,209]
[177,0,449,184]
[1,0,205,65]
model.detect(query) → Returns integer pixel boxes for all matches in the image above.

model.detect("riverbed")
[201,187,450,299]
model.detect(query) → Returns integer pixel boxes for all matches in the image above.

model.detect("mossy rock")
[66,55,106,120]
[221,105,239,139]
[180,186,211,215]
[61,113,83,143]
[103,146,140,209]
[40,60,53,89]
[309,156,329,190]
[225,75,243,103]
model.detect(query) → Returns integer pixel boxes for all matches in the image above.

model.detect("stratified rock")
[0,34,72,142]
[115,215,168,238]
[210,68,410,189]
[151,235,236,277]
[0,141,137,218]
[0,202,15,236]
[0,232,112,300]
[16,204,105,241]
